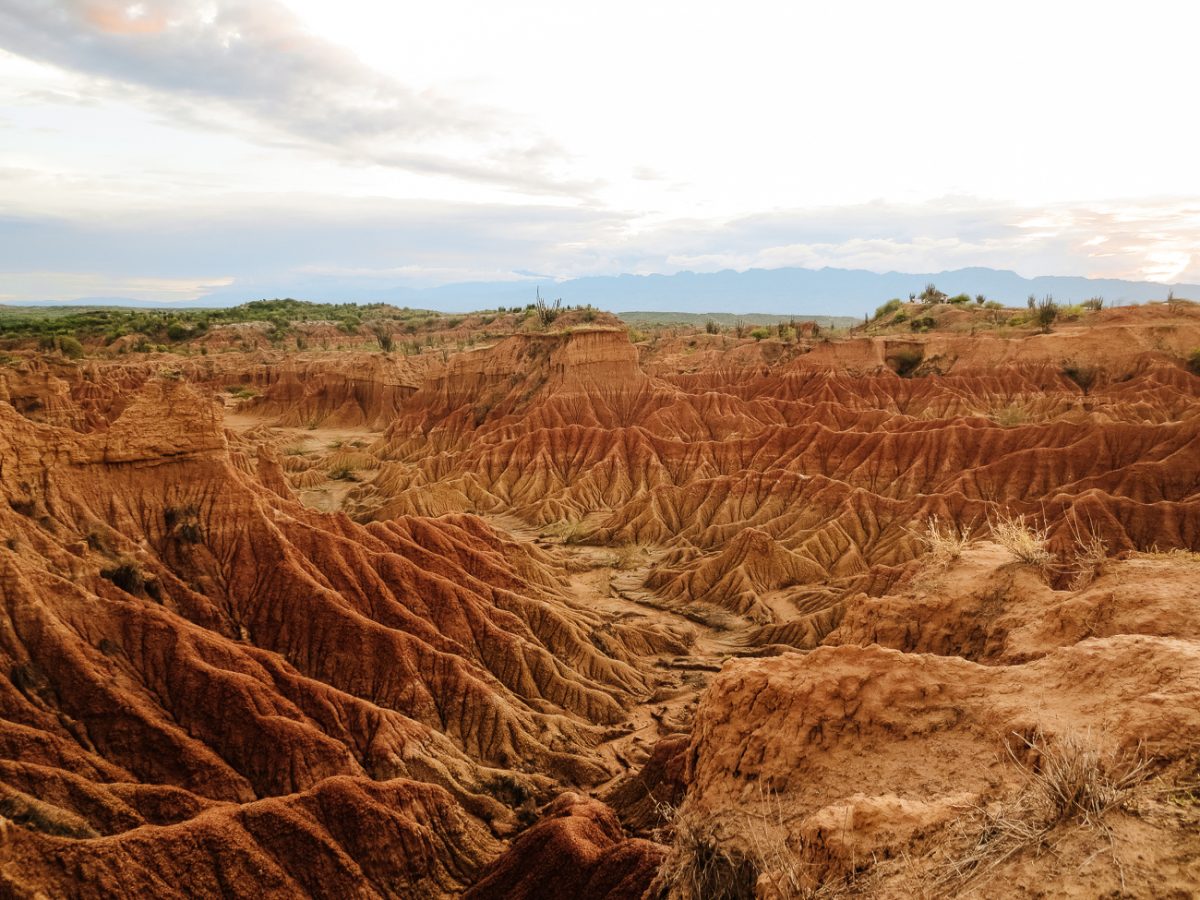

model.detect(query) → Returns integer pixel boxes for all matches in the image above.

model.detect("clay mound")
[464,793,664,900]
[647,528,826,622]
[826,542,1200,663]
[677,638,1200,896]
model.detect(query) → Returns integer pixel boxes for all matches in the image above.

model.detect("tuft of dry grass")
[651,801,758,900]
[989,513,1051,566]
[652,788,856,900]
[933,728,1152,892]
[915,515,974,565]
[1069,533,1108,591]
[542,519,591,544]
[987,403,1031,428]
[1064,514,1109,590]
[1136,545,1200,563]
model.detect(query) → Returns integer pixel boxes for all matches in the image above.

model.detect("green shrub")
[874,298,902,319]
[948,293,972,304]
[749,327,772,341]
[1035,296,1059,332]
[57,336,84,358]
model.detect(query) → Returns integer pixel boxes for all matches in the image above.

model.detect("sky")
[0,0,1198,305]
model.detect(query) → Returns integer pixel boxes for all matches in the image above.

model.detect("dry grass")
[1069,534,1108,591]
[1135,545,1200,563]
[933,728,1152,892]
[652,789,856,900]
[987,403,1031,427]
[1063,513,1109,590]
[914,515,974,565]
[989,513,1052,566]
[609,542,648,570]
[542,519,591,544]
[651,801,758,900]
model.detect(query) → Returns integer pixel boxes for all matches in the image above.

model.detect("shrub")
[1034,295,1058,332]
[705,320,720,334]
[1082,296,1105,311]
[652,803,759,900]
[948,293,972,304]
[749,327,771,342]
[0,790,99,839]
[371,325,394,352]
[535,292,562,327]
[888,346,924,377]
[57,336,84,359]
[919,283,946,303]
[101,560,145,595]
[874,298,902,319]
[983,301,1004,310]
[909,316,936,333]
[1188,349,1200,375]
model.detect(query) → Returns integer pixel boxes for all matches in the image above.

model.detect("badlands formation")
[0,298,1198,898]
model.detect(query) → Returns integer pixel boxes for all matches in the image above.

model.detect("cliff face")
[1,302,1198,897]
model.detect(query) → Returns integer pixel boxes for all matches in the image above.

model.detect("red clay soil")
[0,301,1197,897]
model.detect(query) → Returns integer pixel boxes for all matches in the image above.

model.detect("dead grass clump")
[989,513,1051,566]
[935,728,1151,891]
[1069,534,1107,590]
[652,790,854,900]
[543,520,591,544]
[914,515,973,565]
[652,803,758,900]
[987,403,1030,427]
[1136,545,1200,563]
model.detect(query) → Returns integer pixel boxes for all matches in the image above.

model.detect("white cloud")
[0,1,1197,299]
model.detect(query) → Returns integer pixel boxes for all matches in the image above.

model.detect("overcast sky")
[1,0,1197,304]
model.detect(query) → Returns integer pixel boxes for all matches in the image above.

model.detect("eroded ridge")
[0,299,1197,897]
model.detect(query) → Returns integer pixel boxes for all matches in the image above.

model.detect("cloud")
[0,0,576,193]
[2,193,1198,304]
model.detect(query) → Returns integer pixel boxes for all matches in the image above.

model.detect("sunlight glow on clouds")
[0,0,1197,302]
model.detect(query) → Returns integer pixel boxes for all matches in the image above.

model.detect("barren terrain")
[0,297,1198,898]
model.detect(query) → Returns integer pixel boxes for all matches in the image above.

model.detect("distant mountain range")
[7,266,1196,317]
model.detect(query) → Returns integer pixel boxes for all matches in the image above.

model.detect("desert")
[0,293,1197,897]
